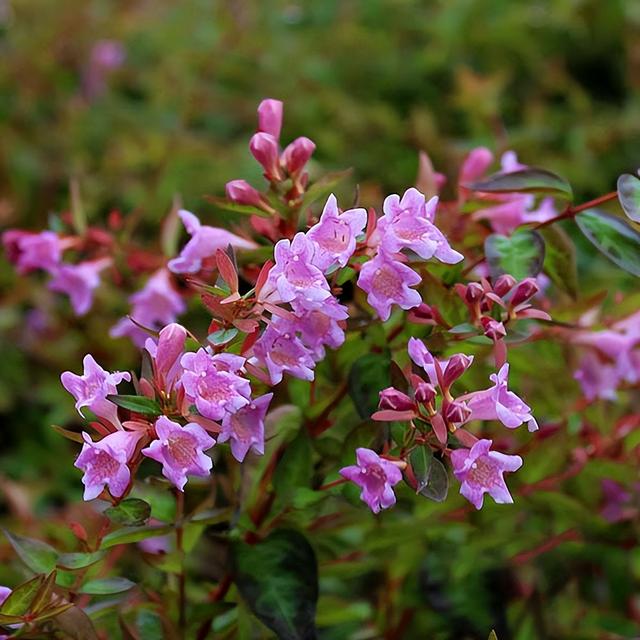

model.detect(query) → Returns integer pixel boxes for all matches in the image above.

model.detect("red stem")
[535,191,618,229]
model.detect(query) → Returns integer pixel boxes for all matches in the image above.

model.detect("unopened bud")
[444,400,471,425]
[442,353,474,388]
[225,180,266,209]
[481,317,506,341]
[465,282,485,304]
[510,277,539,307]
[281,137,315,177]
[493,274,517,297]
[257,98,283,139]
[414,382,437,405]
[249,132,282,181]
[378,387,414,412]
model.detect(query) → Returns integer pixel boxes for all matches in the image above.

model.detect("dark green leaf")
[468,168,572,199]
[4,530,58,573]
[105,499,152,526]
[539,225,578,297]
[51,424,84,444]
[208,327,239,346]
[274,431,313,507]
[101,525,173,549]
[300,169,353,211]
[448,322,478,335]
[233,529,318,640]
[575,208,640,277]
[106,395,162,416]
[80,577,136,595]
[0,574,44,616]
[348,353,391,419]
[485,229,545,280]
[418,456,449,502]
[203,195,271,218]
[409,446,434,493]
[57,550,107,571]
[617,173,640,222]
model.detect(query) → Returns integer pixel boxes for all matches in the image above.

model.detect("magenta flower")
[459,147,494,184]
[225,179,268,210]
[145,323,187,391]
[168,209,257,274]
[219,393,273,462]
[180,349,251,421]
[249,132,282,181]
[306,194,367,271]
[251,321,316,384]
[357,250,422,321]
[61,354,131,426]
[340,448,403,514]
[293,297,348,359]
[257,98,283,139]
[0,586,11,606]
[75,430,140,500]
[281,136,316,177]
[451,439,522,509]
[48,258,110,315]
[463,363,538,431]
[263,233,331,307]
[407,337,439,385]
[3,229,61,274]
[378,189,463,264]
[573,352,619,401]
[142,417,215,491]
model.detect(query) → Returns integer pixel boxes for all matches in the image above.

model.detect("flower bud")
[408,303,436,325]
[481,317,506,341]
[460,147,494,184]
[414,381,437,405]
[378,387,414,412]
[493,274,517,297]
[249,132,282,181]
[442,353,474,388]
[281,137,315,177]
[510,277,539,307]
[465,282,485,304]
[444,400,471,425]
[225,180,266,209]
[257,98,283,139]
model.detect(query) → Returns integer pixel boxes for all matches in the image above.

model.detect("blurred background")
[1,1,640,638]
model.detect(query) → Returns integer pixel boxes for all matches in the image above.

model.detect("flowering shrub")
[1,97,640,638]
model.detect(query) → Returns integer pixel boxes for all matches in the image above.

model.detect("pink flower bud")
[444,400,471,425]
[465,282,485,304]
[414,381,437,405]
[257,98,283,139]
[510,278,539,307]
[493,274,517,297]
[379,387,415,412]
[442,353,474,389]
[249,132,282,181]
[481,317,506,341]
[225,180,266,209]
[281,137,315,177]
[460,147,494,184]
[408,303,437,324]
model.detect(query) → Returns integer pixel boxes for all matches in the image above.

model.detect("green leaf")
[468,167,572,199]
[348,353,391,419]
[0,574,44,616]
[47,604,98,639]
[79,577,136,595]
[51,424,85,444]
[105,394,162,416]
[105,498,152,526]
[300,169,353,211]
[208,327,239,346]
[57,550,107,571]
[101,525,173,549]
[203,195,271,218]
[448,322,478,335]
[417,456,449,502]
[233,529,318,640]
[488,631,498,640]
[485,229,545,280]
[539,225,578,297]
[409,446,434,493]
[336,267,356,286]
[4,530,58,573]
[274,431,313,507]
[617,173,640,222]
[575,208,640,277]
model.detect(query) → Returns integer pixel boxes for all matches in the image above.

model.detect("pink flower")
[75,430,141,500]
[573,352,619,401]
[463,363,538,432]
[249,132,282,181]
[306,194,367,271]
[451,439,522,509]
[459,147,494,184]
[225,179,268,209]
[378,188,463,264]
[180,349,251,421]
[219,393,273,462]
[407,338,473,389]
[111,269,185,346]
[340,448,403,514]
[48,258,110,315]
[61,354,131,426]
[357,250,422,321]
[168,210,257,274]
[0,586,11,606]
[257,98,283,139]
[3,229,61,274]
[142,417,215,491]
[281,137,316,177]
[263,233,331,307]
[145,323,187,392]
[251,321,316,384]
[407,337,439,385]
[292,297,348,359]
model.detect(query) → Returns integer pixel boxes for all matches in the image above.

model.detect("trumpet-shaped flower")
[3,229,61,274]
[75,430,141,500]
[145,323,187,391]
[48,258,110,315]
[340,448,403,514]
[307,194,367,271]
[142,417,215,491]
[451,439,522,510]
[292,296,348,359]
[219,393,273,462]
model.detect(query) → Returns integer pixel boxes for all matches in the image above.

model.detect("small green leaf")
[418,456,449,502]
[4,530,58,573]
[57,550,107,571]
[105,499,152,527]
[51,424,85,444]
[189,507,230,525]
[448,322,478,335]
[468,168,572,199]
[409,446,434,493]
[0,574,44,616]
[106,395,162,416]
[101,525,173,549]
[300,169,353,211]
[575,208,640,277]
[233,529,318,640]
[539,225,578,298]
[617,173,640,222]
[208,327,239,346]
[79,577,136,595]
[203,195,271,218]
[336,267,356,286]
[485,229,545,280]
[348,353,391,419]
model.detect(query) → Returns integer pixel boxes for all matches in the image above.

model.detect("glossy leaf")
[203,195,271,218]
[539,225,578,298]
[208,327,239,346]
[274,431,313,507]
[418,456,449,502]
[106,394,162,416]
[57,550,107,571]
[105,498,152,526]
[0,574,44,616]
[233,529,318,640]
[348,353,391,419]
[4,530,58,573]
[485,229,545,280]
[300,168,353,211]
[80,577,136,595]
[409,446,434,493]
[575,208,640,277]
[617,173,640,222]
[101,525,173,549]
[468,167,572,199]
[51,424,84,444]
